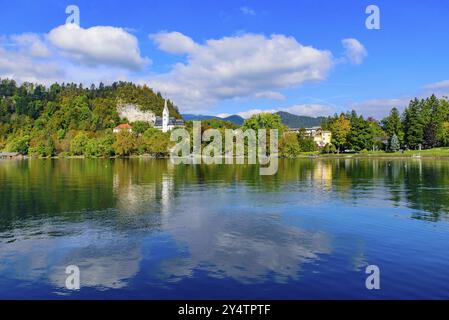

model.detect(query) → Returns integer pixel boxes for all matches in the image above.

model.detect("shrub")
[70,133,89,155]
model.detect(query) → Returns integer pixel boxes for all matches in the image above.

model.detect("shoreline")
[3,153,449,160]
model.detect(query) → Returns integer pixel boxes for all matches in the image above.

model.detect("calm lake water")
[1,158,449,299]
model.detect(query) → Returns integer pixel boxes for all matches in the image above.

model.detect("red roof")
[115,124,133,129]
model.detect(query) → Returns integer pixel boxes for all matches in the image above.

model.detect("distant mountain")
[182,114,245,125]
[221,115,245,125]
[182,114,216,121]
[276,111,324,129]
[182,112,322,128]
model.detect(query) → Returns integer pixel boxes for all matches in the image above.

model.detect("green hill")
[0,79,181,156]
[276,111,324,128]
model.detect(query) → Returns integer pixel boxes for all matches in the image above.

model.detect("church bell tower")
[162,100,169,133]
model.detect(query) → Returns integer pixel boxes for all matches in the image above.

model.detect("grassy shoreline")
[296,147,449,159]
[4,150,449,160]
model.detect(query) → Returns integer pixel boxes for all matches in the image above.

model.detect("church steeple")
[162,99,169,133]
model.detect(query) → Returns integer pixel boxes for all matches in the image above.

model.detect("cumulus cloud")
[47,24,150,70]
[150,32,334,111]
[0,24,150,85]
[0,46,64,83]
[10,33,51,58]
[150,31,198,54]
[342,38,367,65]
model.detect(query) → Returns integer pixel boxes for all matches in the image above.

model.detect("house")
[154,100,185,133]
[113,123,133,134]
[288,126,332,148]
[307,127,332,148]
[0,152,22,159]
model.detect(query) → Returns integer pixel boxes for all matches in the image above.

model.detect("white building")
[288,126,332,148]
[154,100,185,133]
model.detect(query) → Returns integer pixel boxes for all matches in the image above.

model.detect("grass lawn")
[300,147,449,158]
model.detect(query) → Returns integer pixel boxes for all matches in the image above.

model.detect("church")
[154,100,185,133]
[115,100,185,134]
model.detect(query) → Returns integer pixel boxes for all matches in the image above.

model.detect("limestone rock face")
[118,104,156,124]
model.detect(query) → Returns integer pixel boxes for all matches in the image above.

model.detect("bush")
[70,133,89,155]
[29,139,55,157]
[6,135,30,154]
[298,135,318,152]
[322,143,337,154]
[84,139,100,157]
[280,132,301,158]
[132,121,151,135]
[142,128,171,157]
[113,131,137,156]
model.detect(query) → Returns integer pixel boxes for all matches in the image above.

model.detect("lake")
[1,158,449,299]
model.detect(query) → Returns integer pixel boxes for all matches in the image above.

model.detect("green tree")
[142,128,171,157]
[243,113,285,131]
[29,139,55,157]
[382,108,404,145]
[6,135,30,154]
[423,122,438,149]
[329,113,351,153]
[97,134,115,157]
[347,113,373,151]
[132,121,151,135]
[297,129,318,152]
[389,134,400,152]
[280,132,301,157]
[322,143,337,154]
[70,133,89,155]
[113,131,137,156]
[404,99,425,149]
[440,122,449,146]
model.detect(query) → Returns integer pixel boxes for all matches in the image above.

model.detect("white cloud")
[10,33,51,58]
[215,113,231,118]
[47,24,150,70]
[349,98,411,119]
[150,31,198,54]
[342,38,367,65]
[282,104,334,117]
[240,7,256,16]
[0,47,64,83]
[424,80,449,93]
[349,79,449,119]
[253,91,285,100]
[0,24,151,85]
[150,32,334,111]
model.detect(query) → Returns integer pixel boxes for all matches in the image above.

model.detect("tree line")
[322,95,449,153]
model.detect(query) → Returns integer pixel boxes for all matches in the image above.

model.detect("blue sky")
[1,0,449,119]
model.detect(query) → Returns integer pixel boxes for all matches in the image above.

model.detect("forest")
[321,95,449,153]
[0,79,181,157]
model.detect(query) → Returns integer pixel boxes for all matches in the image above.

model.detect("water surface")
[1,158,449,299]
